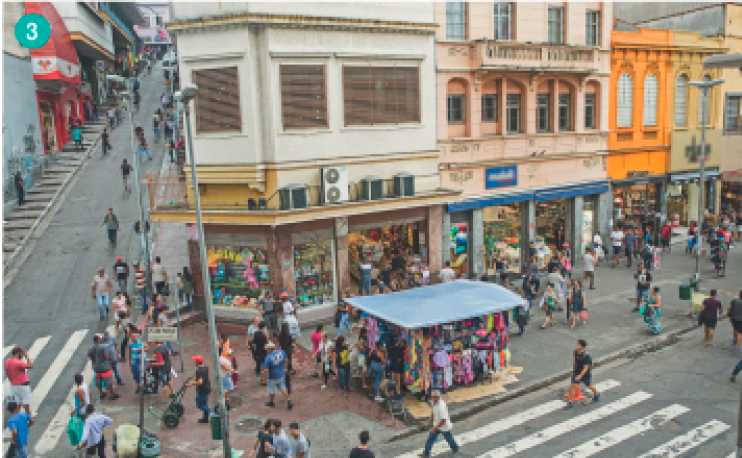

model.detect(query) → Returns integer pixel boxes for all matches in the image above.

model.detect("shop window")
[724,94,742,133]
[294,241,334,306]
[493,3,512,40]
[280,64,328,130]
[585,93,596,129]
[586,10,600,46]
[506,94,521,133]
[699,74,712,126]
[548,7,564,45]
[207,246,270,306]
[446,2,466,40]
[483,204,521,275]
[192,66,242,133]
[481,94,497,122]
[448,94,465,124]
[536,94,550,132]
[675,75,688,128]
[343,66,420,126]
[643,74,658,127]
[617,73,633,128]
[558,93,571,131]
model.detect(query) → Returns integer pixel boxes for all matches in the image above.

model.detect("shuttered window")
[280,65,328,130]
[643,74,658,126]
[725,95,742,133]
[192,67,241,133]
[617,73,633,128]
[699,74,711,126]
[343,66,420,126]
[675,75,688,128]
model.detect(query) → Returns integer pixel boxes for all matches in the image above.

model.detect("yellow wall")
[721,5,742,173]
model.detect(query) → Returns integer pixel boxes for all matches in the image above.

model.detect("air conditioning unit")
[393,172,415,197]
[279,184,307,210]
[360,176,383,201]
[321,166,349,205]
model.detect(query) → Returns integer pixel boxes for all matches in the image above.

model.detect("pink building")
[436,2,613,278]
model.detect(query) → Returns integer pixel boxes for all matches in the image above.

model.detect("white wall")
[54,2,114,56]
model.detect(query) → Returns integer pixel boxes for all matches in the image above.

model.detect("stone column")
[657,181,668,222]
[498,77,508,136]
[267,225,295,297]
[427,205,443,279]
[564,198,575,259]
[188,239,205,311]
[520,200,536,273]
[442,210,451,267]
[551,79,560,133]
[335,218,350,297]
[597,186,613,244]
[572,196,584,267]
[471,208,484,278]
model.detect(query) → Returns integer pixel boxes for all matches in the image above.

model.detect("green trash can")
[211,413,222,440]
[679,282,691,300]
[690,279,700,292]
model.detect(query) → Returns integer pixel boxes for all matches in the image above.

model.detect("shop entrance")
[667,184,690,226]
[294,240,334,306]
[535,199,566,265]
[613,184,659,230]
[40,102,56,152]
[483,204,521,275]
[207,245,270,307]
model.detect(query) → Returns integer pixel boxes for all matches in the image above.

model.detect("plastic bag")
[68,415,84,446]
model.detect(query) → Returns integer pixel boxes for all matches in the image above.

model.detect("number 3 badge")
[15,14,51,49]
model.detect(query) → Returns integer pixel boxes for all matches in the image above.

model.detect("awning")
[670,170,721,183]
[534,180,610,202]
[345,280,526,329]
[448,189,534,213]
[722,171,742,183]
[26,2,81,85]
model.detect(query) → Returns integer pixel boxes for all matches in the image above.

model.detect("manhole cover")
[651,418,682,433]
[235,418,264,433]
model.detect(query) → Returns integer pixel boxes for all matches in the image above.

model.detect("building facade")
[159,3,456,311]
[435,2,613,277]
[134,2,172,52]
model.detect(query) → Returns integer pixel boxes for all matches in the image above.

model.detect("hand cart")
[147,375,192,428]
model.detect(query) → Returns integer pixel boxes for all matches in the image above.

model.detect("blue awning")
[448,190,534,213]
[345,280,526,329]
[534,180,610,202]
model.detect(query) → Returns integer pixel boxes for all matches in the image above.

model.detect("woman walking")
[278,323,296,375]
[540,283,558,329]
[564,278,574,325]
[334,336,351,399]
[182,268,193,312]
[645,287,662,335]
[368,345,386,402]
[316,332,333,389]
[571,280,586,328]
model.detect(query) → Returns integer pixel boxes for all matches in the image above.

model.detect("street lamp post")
[176,84,232,457]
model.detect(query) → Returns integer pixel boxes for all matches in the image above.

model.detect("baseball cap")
[280,292,288,298]
[116,256,122,261]
[191,355,204,364]
[11,347,22,355]
[289,422,300,430]
[266,341,276,349]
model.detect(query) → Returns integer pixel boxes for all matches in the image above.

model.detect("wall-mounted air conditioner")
[321,166,349,205]
[393,172,415,197]
[360,176,383,201]
[279,184,307,210]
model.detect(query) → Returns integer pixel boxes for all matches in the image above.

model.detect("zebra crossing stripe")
[636,420,730,458]
[30,330,88,413]
[3,336,52,401]
[394,379,622,458]
[3,346,14,358]
[552,404,690,458]
[476,391,654,458]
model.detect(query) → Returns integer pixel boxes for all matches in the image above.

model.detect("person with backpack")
[87,334,120,401]
[186,355,212,424]
[117,158,132,194]
[100,208,119,245]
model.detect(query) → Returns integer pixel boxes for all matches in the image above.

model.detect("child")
[540,283,557,329]
[7,401,34,458]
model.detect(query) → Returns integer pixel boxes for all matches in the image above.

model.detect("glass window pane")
[585,93,596,129]
[643,74,658,126]
[559,94,571,131]
[675,75,687,128]
[618,74,633,128]
[507,94,520,133]
[446,2,466,40]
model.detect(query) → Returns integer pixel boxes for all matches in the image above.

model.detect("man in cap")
[113,256,129,294]
[288,422,311,458]
[421,390,459,457]
[91,267,114,321]
[262,341,293,409]
[187,355,212,424]
[4,347,34,416]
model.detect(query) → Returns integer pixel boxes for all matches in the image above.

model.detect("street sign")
[145,327,178,342]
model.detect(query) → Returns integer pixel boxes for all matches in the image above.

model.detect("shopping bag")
[68,415,84,446]
[580,310,588,321]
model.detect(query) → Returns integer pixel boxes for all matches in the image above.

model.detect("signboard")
[146,327,178,342]
[485,166,518,190]
[669,130,722,172]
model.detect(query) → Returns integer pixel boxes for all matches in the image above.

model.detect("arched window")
[699,74,711,126]
[675,75,688,128]
[643,74,658,126]
[617,74,633,127]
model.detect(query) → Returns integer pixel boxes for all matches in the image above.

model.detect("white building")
[135,2,172,50]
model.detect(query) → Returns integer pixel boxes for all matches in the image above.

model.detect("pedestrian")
[72,373,90,420]
[74,404,112,458]
[262,341,293,409]
[149,294,164,324]
[88,334,120,401]
[336,298,352,338]
[571,280,586,329]
[700,289,723,348]
[368,345,385,402]
[359,254,373,296]
[108,108,115,128]
[128,329,144,394]
[112,292,128,337]
[151,340,175,402]
[91,267,114,320]
[134,261,147,314]
[153,112,160,140]
[288,422,311,458]
[421,389,459,457]
[14,171,24,206]
[334,336,351,399]
[269,420,292,458]
[4,347,34,416]
[117,159,132,194]
[181,267,193,312]
[540,283,557,329]
[548,265,564,309]
[645,287,662,335]
[220,335,237,388]
[564,339,600,409]
[102,331,125,386]
[250,419,274,458]
[661,222,672,254]
[115,106,122,125]
[641,241,654,271]
[593,231,604,263]
[101,127,110,155]
[563,278,574,324]
[439,260,455,283]
[251,322,268,380]
[161,92,167,107]
[349,430,374,458]
[310,325,323,378]
[138,136,153,161]
[316,332,333,390]
[6,400,34,458]
[157,309,176,355]
[610,226,624,268]
[152,256,168,296]
[260,291,276,337]
[100,208,119,245]
[582,247,596,290]
[687,221,698,253]
[166,120,174,140]
[73,125,83,152]
[187,355,212,424]
[113,256,129,293]
[624,229,636,268]
[248,316,261,349]
[219,346,236,406]
[728,291,742,352]
[633,264,651,312]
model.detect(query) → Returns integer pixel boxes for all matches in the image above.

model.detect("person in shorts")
[152,341,174,402]
[610,227,624,268]
[540,283,557,329]
[701,289,723,348]
[262,342,293,409]
[565,339,600,409]
[87,335,120,401]
[4,347,34,416]
[118,159,132,193]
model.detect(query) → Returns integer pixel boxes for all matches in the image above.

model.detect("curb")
[386,319,703,443]
[4,132,102,275]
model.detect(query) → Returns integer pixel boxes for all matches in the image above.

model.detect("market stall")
[346,281,526,399]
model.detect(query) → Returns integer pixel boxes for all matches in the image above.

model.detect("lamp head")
[179,84,199,102]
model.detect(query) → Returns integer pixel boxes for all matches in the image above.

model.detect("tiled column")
[267,225,295,297]
[427,205,443,278]
[335,218,350,296]
[520,200,536,273]
[442,210,451,266]
[471,208,484,278]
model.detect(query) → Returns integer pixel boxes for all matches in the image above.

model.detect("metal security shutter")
[280,65,328,130]
[617,73,633,128]
[643,74,658,126]
[343,66,420,126]
[675,75,687,128]
[193,67,241,133]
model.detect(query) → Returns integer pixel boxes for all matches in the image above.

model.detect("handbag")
[580,310,588,321]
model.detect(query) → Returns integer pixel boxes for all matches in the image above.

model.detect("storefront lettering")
[450,170,473,184]
[210,249,243,264]
[450,144,469,153]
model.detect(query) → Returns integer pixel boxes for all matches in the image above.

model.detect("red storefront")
[26,2,84,154]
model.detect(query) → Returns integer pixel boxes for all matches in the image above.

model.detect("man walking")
[88,334,120,401]
[152,341,175,402]
[152,256,168,295]
[700,289,723,348]
[270,420,292,458]
[74,405,112,458]
[101,127,111,155]
[187,355,212,424]
[582,247,596,290]
[350,431,374,458]
[91,267,114,320]
[73,125,83,152]
[610,226,624,268]
[565,339,600,409]
[624,229,636,268]
[4,347,34,416]
[7,401,34,458]
[262,342,294,409]
[14,171,24,206]
[139,136,153,161]
[421,390,459,457]
[102,331,124,386]
[252,322,268,379]
[101,208,119,245]
[117,159,132,194]
[288,422,311,458]
[633,264,652,312]
[134,261,147,314]
[113,256,129,294]
[661,221,673,254]
[259,291,276,337]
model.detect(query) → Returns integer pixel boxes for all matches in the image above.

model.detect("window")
[280,65,328,130]
[506,94,521,133]
[482,94,497,122]
[675,75,688,128]
[343,66,420,126]
[448,95,465,124]
[617,73,633,128]
[446,2,466,40]
[585,93,596,129]
[586,10,600,46]
[559,94,571,131]
[536,94,550,132]
[725,94,742,133]
[155,15,163,26]
[192,67,241,133]
[643,74,658,126]
[699,74,711,126]
[493,3,512,40]
[548,7,564,44]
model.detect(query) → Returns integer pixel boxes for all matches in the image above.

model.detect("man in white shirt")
[582,247,597,290]
[593,231,604,262]
[439,261,455,284]
[610,227,624,269]
[421,390,459,457]
[74,404,112,456]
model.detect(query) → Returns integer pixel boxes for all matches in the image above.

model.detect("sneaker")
[593,393,601,403]
[375,397,384,402]
[266,402,276,408]
[198,419,209,424]
[564,402,573,410]
[731,374,736,382]
[287,401,294,409]
[321,384,327,390]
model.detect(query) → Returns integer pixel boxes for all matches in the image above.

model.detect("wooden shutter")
[343,66,373,125]
[343,66,420,126]
[394,67,420,124]
[193,67,241,133]
[280,65,328,130]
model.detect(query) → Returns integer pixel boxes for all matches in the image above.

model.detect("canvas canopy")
[345,280,526,329]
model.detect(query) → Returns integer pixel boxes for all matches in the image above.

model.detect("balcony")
[472,41,601,74]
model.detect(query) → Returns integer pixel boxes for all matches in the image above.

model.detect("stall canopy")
[346,280,526,329]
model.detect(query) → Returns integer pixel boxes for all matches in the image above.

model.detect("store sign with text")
[485,166,518,189]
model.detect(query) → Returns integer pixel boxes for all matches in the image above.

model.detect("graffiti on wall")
[4,124,45,204]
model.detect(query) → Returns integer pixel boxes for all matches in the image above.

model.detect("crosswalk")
[395,379,732,458]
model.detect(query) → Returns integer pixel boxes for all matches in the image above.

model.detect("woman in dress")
[646,287,662,335]
[571,280,586,329]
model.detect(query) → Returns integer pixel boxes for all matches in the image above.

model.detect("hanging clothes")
[367,317,379,350]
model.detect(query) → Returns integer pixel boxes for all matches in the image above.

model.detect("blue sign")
[485,166,518,189]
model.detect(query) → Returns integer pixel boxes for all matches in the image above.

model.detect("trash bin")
[679,282,691,300]
[211,412,222,440]
[690,279,700,292]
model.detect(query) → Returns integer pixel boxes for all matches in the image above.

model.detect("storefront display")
[721,180,742,215]
[449,222,468,278]
[667,184,690,227]
[207,246,269,307]
[483,204,521,274]
[536,199,567,254]
[294,241,334,307]
[613,184,659,229]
